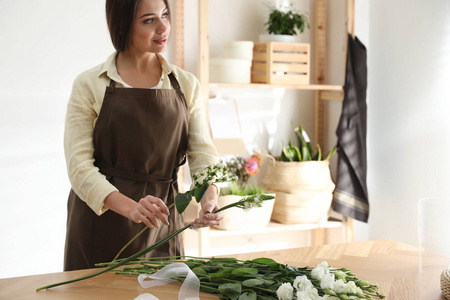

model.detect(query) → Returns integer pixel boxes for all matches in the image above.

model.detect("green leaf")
[313,144,322,161]
[220,266,235,273]
[261,279,276,287]
[256,296,278,300]
[184,260,202,269]
[324,145,337,160]
[210,272,232,279]
[242,278,264,287]
[239,290,257,300]
[302,145,311,161]
[175,192,192,214]
[218,282,242,300]
[194,183,209,203]
[231,268,259,277]
[200,265,219,272]
[211,257,238,263]
[192,267,207,276]
[281,147,291,162]
[251,258,277,265]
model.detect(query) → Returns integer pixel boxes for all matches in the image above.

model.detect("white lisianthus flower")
[343,281,363,294]
[311,261,330,280]
[296,291,310,300]
[321,296,339,300]
[320,272,335,290]
[276,282,294,300]
[296,288,320,300]
[333,279,346,293]
[293,275,314,291]
[306,288,320,299]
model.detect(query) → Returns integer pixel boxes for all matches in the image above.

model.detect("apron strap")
[96,161,174,183]
[109,79,115,87]
[168,73,184,97]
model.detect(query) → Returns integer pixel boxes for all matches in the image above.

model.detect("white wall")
[367,0,450,246]
[0,1,114,278]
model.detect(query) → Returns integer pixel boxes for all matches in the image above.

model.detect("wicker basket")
[263,160,334,224]
[263,160,334,194]
[441,266,450,299]
[271,191,333,224]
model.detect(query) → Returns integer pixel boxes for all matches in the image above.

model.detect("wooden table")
[0,239,447,299]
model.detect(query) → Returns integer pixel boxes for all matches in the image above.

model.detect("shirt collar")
[98,52,172,83]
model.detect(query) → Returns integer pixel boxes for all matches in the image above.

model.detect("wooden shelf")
[206,221,343,237]
[184,220,345,257]
[210,82,343,91]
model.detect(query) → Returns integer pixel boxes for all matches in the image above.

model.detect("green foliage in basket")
[221,183,267,196]
[265,3,310,36]
[281,123,337,162]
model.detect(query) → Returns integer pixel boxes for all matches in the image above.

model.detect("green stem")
[111,203,176,262]
[37,195,273,291]
[36,224,190,291]
[97,255,244,267]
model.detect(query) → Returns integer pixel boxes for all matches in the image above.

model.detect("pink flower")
[244,157,260,176]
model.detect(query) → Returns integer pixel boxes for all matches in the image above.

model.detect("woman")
[64,0,222,271]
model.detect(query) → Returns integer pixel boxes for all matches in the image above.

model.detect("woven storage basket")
[441,266,450,299]
[263,160,334,224]
[263,160,334,194]
[271,190,333,224]
[214,194,275,231]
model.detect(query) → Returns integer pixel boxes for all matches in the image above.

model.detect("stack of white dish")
[210,41,254,84]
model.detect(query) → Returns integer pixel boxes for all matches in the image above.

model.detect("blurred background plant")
[265,2,310,36]
[281,123,336,162]
[220,153,264,196]
[221,183,267,196]
[222,153,263,183]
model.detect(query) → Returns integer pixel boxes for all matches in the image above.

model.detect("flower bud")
[334,270,347,280]
[357,280,370,287]
[324,288,337,296]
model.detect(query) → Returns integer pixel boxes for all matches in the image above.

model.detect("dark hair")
[105,0,170,52]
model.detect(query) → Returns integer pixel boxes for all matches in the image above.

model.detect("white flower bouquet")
[97,258,384,300]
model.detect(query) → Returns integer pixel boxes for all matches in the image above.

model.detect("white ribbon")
[134,263,200,300]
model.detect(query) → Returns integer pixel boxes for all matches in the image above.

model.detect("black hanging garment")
[332,34,369,223]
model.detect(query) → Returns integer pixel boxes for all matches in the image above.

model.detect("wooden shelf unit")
[209,82,344,91]
[173,0,356,256]
[184,221,345,257]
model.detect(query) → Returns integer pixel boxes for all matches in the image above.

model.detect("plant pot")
[214,194,275,231]
[209,58,252,84]
[223,41,254,60]
[263,160,334,224]
[258,33,310,44]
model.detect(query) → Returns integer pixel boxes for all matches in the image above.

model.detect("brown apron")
[64,73,189,271]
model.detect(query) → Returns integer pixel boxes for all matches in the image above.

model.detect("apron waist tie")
[96,161,174,183]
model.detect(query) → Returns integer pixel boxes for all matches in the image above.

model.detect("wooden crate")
[251,42,310,85]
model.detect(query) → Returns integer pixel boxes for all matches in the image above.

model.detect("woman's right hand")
[104,191,170,229]
[129,195,170,228]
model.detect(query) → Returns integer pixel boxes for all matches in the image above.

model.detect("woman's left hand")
[190,185,223,229]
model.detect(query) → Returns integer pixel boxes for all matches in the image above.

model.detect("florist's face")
[129,0,170,54]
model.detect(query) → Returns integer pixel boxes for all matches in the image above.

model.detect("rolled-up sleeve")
[64,76,117,215]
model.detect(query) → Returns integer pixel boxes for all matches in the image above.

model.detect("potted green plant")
[263,124,336,224]
[216,154,275,230]
[259,2,310,43]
